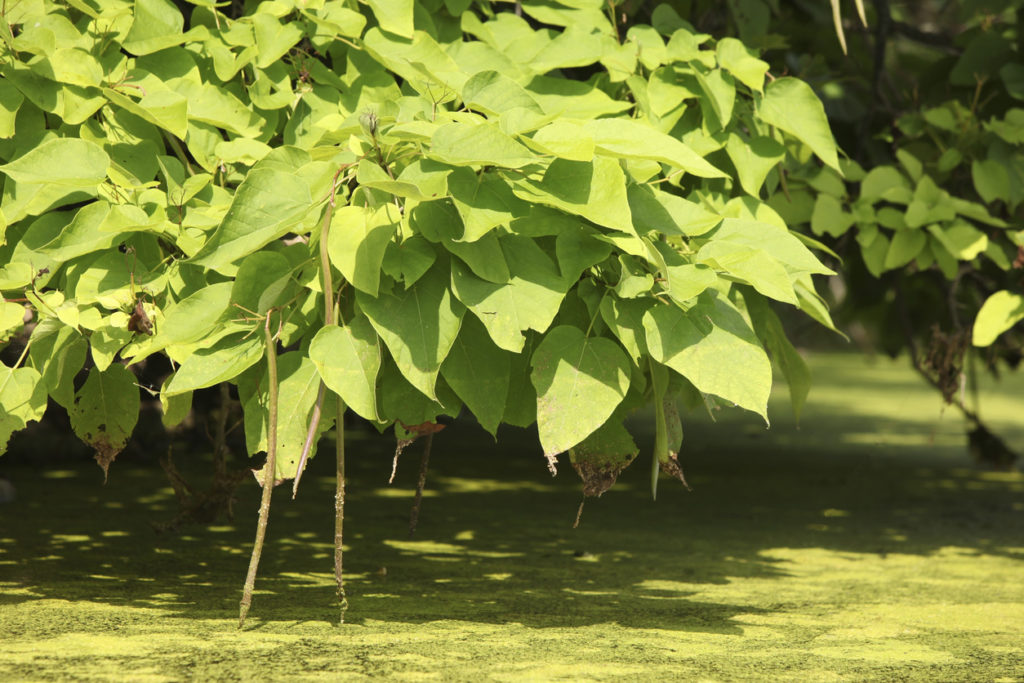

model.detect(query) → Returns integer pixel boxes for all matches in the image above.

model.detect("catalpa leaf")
[190,168,313,272]
[309,317,381,421]
[441,314,510,436]
[0,137,108,186]
[643,295,772,420]
[531,326,631,461]
[358,264,464,401]
[583,118,726,178]
[511,157,634,233]
[68,365,139,479]
[757,77,840,172]
[328,204,399,297]
[430,122,536,168]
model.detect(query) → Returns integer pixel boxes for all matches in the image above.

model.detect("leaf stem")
[292,171,343,498]
[238,314,280,628]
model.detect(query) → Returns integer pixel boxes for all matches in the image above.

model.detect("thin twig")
[408,432,434,537]
[238,315,280,628]
[334,398,348,622]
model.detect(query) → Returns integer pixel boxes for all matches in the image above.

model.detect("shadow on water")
[0,353,1022,633]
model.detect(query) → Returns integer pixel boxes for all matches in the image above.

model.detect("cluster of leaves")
[731,1,1024,428]
[0,0,841,504]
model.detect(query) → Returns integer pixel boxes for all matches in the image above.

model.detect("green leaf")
[972,159,1011,204]
[244,353,333,481]
[447,169,528,242]
[693,65,736,130]
[511,157,634,233]
[252,14,305,69]
[927,221,988,261]
[627,184,722,237]
[710,218,834,276]
[450,236,569,352]
[366,0,414,38]
[883,229,927,270]
[757,77,840,171]
[0,366,47,455]
[309,317,381,422]
[382,237,437,288]
[358,263,464,401]
[463,70,543,117]
[164,333,264,396]
[599,295,652,363]
[328,204,399,297]
[190,168,312,272]
[643,295,772,420]
[583,118,727,179]
[430,122,536,168]
[716,37,769,92]
[0,137,108,186]
[810,194,855,237]
[40,202,147,262]
[696,241,796,304]
[232,251,292,314]
[159,377,191,429]
[725,133,785,196]
[529,120,595,161]
[68,365,140,477]
[745,291,810,422]
[0,78,24,138]
[973,290,1024,347]
[145,282,233,352]
[664,262,720,304]
[441,314,510,436]
[123,0,187,55]
[530,326,631,459]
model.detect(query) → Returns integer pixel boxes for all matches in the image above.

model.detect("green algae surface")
[1,353,1023,681]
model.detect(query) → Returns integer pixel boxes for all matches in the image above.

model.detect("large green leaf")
[309,317,381,421]
[164,333,264,396]
[716,37,769,92]
[366,0,414,38]
[358,264,464,401]
[706,218,834,277]
[643,295,772,420]
[511,157,634,233]
[327,204,399,296]
[757,77,840,172]
[530,326,631,461]
[627,184,722,237]
[68,365,140,477]
[430,122,536,168]
[123,0,187,55]
[0,137,108,186]
[450,235,568,352]
[725,133,785,196]
[189,168,312,272]
[441,314,510,436]
[28,319,87,409]
[583,118,726,178]
[447,169,528,242]
[696,241,797,304]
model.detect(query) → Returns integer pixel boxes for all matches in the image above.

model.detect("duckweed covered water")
[1,353,1023,681]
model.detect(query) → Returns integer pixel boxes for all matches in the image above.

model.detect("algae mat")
[1,352,1023,682]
